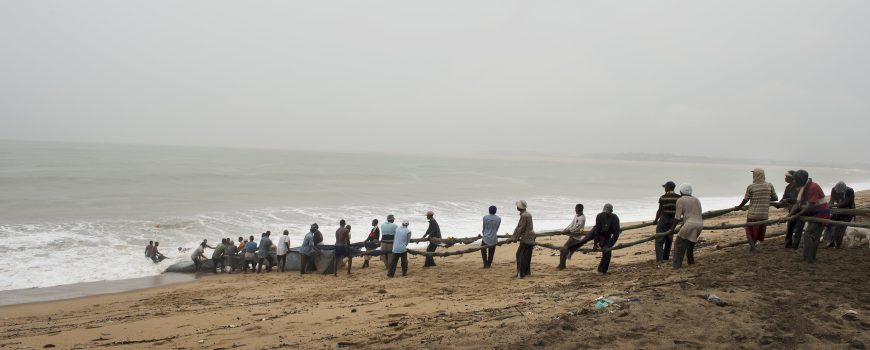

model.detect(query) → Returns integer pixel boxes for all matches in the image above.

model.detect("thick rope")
[351,206,868,258]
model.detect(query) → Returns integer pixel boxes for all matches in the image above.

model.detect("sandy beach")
[2,192,868,350]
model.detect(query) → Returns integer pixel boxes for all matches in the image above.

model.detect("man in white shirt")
[276,230,291,272]
[557,204,587,270]
[190,241,208,273]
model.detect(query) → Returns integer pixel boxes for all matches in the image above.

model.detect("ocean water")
[1,140,867,291]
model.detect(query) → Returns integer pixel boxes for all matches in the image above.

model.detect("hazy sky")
[1,1,868,162]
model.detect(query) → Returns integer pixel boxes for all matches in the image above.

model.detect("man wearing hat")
[671,184,703,268]
[653,181,681,262]
[589,203,621,274]
[735,168,778,254]
[780,170,804,248]
[388,220,412,277]
[511,200,535,278]
[421,211,441,267]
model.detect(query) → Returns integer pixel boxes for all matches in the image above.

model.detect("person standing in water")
[151,242,167,263]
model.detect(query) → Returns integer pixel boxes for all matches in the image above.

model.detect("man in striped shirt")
[653,181,680,263]
[735,168,778,254]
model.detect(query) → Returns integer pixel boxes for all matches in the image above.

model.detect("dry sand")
[2,192,869,349]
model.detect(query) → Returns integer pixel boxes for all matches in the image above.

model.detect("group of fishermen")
[152,167,857,277]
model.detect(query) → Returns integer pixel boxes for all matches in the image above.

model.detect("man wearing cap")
[421,211,441,267]
[512,200,535,278]
[380,215,398,269]
[589,204,621,274]
[557,204,587,270]
[671,184,703,268]
[735,168,778,254]
[789,170,832,263]
[481,205,501,268]
[653,181,681,262]
[388,220,412,277]
[780,171,804,248]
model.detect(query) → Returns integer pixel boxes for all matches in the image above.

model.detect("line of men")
[186,232,289,273]
[153,167,856,277]
[556,168,855,271]
[730,168,855,262]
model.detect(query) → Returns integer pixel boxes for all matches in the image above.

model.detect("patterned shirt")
[659,192,681,218]
[512,211,535,244]
[744,182,778,220]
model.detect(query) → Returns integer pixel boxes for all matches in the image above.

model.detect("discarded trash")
[705,294,728,307]
[843,310,859,321]
[609,296,640,303]
[594,296,639,309]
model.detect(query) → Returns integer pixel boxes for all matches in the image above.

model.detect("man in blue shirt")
[243,235,258,273]
[481,205,501,268]
[380,215,398,269]
[388,220,411,278]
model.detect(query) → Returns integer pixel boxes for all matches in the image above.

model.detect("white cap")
[679,183,693,195]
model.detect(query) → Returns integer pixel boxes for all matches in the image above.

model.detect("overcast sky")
[1,1,868,162]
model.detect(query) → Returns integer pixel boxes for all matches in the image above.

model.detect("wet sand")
[1,192,868,349]
[0,273,197,307]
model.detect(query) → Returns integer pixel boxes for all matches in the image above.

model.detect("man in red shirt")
[789,170,832,263]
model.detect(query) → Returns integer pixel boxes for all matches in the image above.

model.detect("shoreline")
[0,193,861,306]
[0,273,197,307]
[1,193,868,349]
